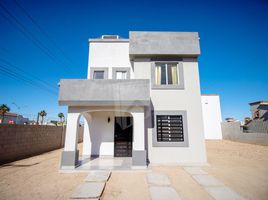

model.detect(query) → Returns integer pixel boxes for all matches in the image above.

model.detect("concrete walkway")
[146,172,181,200]
[183,167,245,200]
[70,171,111,199]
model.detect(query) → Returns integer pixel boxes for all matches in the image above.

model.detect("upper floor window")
[90,67,108,79]
[112,67,130,79]
[93,71,105,79]
[155,63,178,85]
[151,62,184,89]
[116,71,127,79]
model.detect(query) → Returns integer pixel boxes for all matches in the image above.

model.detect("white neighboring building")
[59,32,208,169]
[201,95,222,140]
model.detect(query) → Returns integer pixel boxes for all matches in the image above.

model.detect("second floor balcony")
[58,79,150,107]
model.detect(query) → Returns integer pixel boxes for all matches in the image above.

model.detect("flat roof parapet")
[129,31,200,57]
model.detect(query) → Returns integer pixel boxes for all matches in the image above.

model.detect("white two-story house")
[59,31,207,169]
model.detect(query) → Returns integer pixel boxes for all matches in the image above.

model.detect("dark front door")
[114,117,133,157]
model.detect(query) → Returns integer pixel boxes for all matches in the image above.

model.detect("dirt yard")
[0,140,267,200]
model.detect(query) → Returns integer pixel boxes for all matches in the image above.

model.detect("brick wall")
[0,124,83,164]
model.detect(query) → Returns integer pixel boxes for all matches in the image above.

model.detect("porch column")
[60,111,80,169]
[82,113,92,157]
[132,109,147,166]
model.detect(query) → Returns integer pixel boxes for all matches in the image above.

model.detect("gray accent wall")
[61,150,79,168]
[59,79,150,106]
[132,150,147,166]
[129,31,200,56]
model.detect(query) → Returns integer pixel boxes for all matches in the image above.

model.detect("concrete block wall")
[221,122,268,146]
[0,124,83,164]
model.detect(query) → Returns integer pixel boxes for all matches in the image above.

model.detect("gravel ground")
[0,140,267,200]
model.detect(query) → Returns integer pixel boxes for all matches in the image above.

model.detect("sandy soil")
[205,140,268,200]
[151,166,213,200]
[0,140,267,200]
[0,145,87,200]
[101,172,150,200]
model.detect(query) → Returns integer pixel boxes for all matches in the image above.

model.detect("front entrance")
[114,117,133,157]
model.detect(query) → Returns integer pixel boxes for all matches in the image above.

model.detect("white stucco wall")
[134,58,207,165]
[201,95,222,140]
[89,111,115,155]
[88,41,133,79]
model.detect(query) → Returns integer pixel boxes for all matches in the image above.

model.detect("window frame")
[90,67,108,79]
[152,111,189,147]
[112,67,130,79]
[151,61,184,89]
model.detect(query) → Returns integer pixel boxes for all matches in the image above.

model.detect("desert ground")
[0,140,267,200]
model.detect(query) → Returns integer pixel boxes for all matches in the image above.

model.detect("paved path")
[146,172,181,200]
[183,167,245,200]
[71,171,111,200]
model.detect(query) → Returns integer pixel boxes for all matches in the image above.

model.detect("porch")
[58,79,150,170]
[76,156,133,171]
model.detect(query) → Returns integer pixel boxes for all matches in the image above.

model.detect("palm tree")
[0,104,10,124]
[58,112,64,126]
[39,110,47,125]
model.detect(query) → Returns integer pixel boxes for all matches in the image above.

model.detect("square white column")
[82,116,92,156]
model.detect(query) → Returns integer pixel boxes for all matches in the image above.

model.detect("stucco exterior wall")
[133,58,207,165]
[88,41,133,79]
[201,95,223,139]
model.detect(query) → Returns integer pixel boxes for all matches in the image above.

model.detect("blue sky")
[0,0,268,121]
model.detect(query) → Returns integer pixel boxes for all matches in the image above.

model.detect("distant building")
[243,101,268,133]
[0,112,30,124]
[249,101,268,121]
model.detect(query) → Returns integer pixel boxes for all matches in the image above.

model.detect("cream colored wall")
[133,58,207,164]
[88,42,133,79]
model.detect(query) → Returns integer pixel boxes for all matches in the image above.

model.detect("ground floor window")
[153,111,189,147]
[156,115,184,142]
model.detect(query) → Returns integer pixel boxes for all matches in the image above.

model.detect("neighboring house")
[201,94,222,139]
[58,31,207,169]
[0,112,29,124]
[245,101,268,133]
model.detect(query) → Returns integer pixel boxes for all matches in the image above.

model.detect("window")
[157,115,184,142]
[90,67,108,79]
[152,111,188,147]
[151,62,184,89]
[93,71,104,79]
[155,63,179,85]
[112,67,130,79]
[116,71,127,79]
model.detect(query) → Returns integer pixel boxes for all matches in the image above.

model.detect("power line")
[0,1,70,70]
[13,0,75,67]
[0,58,56,90]
[0,65,57,96]
[0,66,57,96]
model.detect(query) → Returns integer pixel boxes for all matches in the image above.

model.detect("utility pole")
[36,112,39,125]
